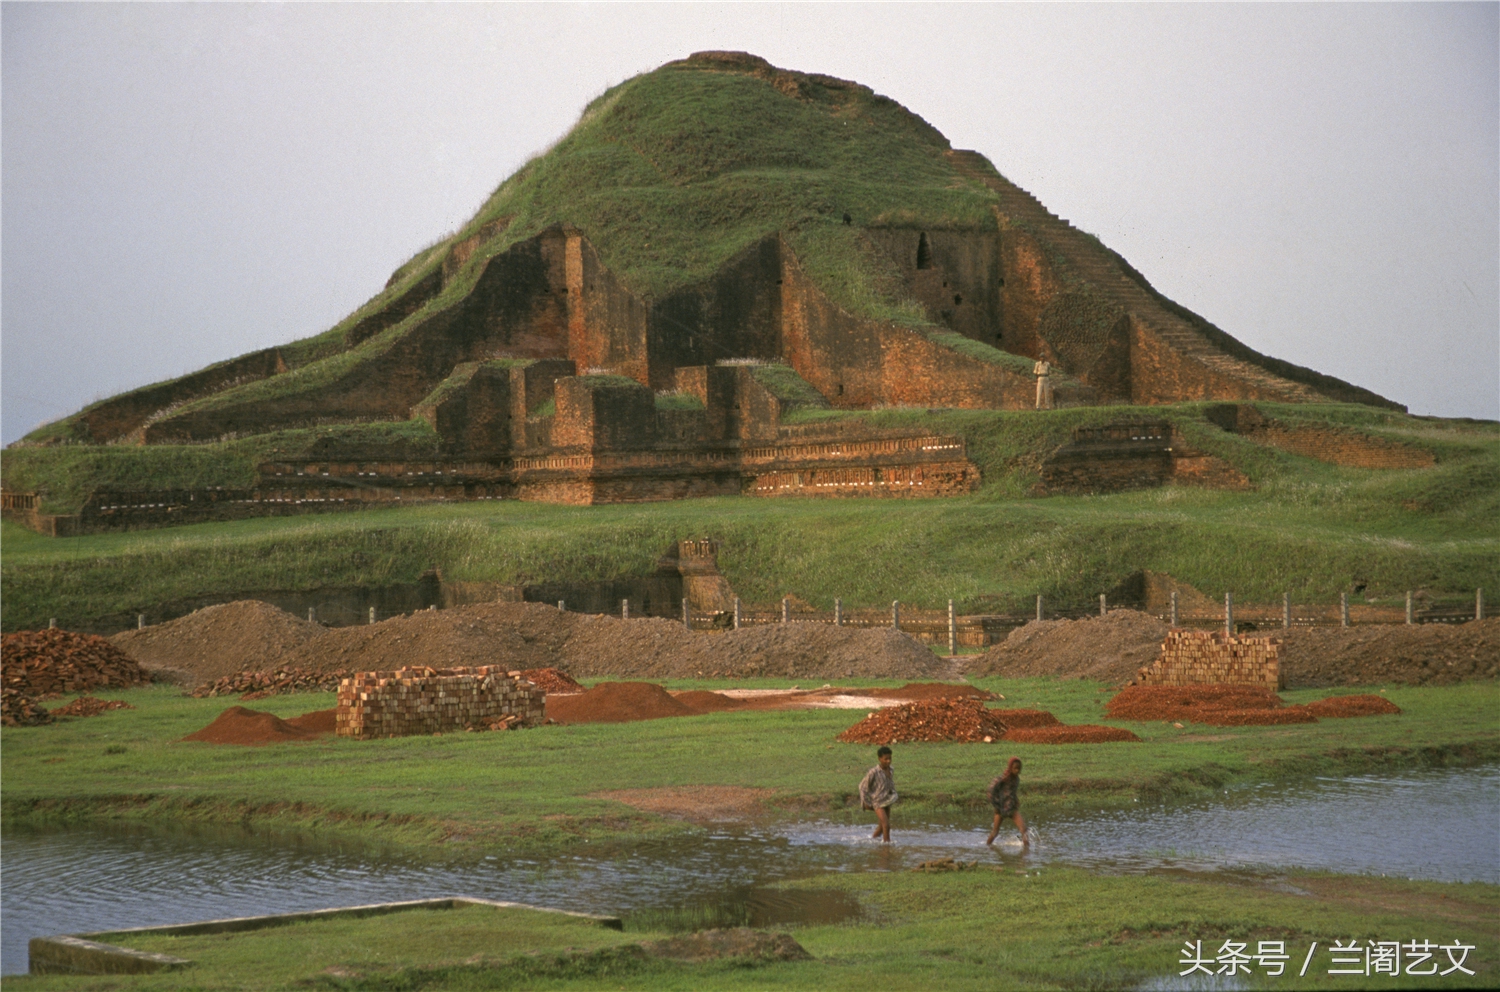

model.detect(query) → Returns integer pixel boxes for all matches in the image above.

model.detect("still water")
[4,766,1496,974]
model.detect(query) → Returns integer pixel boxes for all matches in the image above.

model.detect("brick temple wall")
[337,667,545,739]
[1137,630,1282,689]
[1251,424,1435,469]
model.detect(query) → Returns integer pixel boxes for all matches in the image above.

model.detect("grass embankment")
[8,872,1497,990]
[4,679,1495,856]
[3,405,1495,631]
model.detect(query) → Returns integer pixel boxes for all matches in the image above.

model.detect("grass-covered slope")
[18,52,1007,444]
[3,406,1494,631]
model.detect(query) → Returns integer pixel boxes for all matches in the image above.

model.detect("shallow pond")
[4,765,1496,974]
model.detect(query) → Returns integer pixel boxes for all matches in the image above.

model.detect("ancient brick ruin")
[8,52,1406,532]
[336,666,545,739]
[1137,630,1283,689]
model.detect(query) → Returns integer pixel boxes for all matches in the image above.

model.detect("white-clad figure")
[1034,360,1055,410]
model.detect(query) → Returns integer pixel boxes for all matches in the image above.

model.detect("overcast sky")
[3,2,1496,444]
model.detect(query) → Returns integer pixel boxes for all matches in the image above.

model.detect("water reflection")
[3,766,1495,974]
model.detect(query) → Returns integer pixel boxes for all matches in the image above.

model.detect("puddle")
[3,765,1495,974]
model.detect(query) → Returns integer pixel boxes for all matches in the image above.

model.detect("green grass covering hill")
[20,53,1008,442]
[1,406,1495,631]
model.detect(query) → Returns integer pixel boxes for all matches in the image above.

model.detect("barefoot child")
[985,756,1028,847]
[859,746,898,843]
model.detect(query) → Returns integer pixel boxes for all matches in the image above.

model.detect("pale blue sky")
[3,2,1496,443]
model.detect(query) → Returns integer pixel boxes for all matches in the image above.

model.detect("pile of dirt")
[990,709,1062,729]
[519,667,585,694]
[50,695,135,718]
[1107,684,1286,721]
[2,628,154,696]
[972,610,1169,683]
[1304,693,1403,718]
[545,681,697,724]
[836,698,1008,745]
[182,705,336,745]
[1003,725,1140,744]
[191,667,353,699]
[1,687,53,727]
[98,601,949,686]
[669,690,747,712]
[110,601,326,684]
[1105,685,1317,727]
[1279,619,1499,686]
[1110,684,1320,723]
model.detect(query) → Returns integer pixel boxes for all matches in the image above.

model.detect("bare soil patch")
[1303,693,1402,718]
[594,786,778,822]
[1278,619,1499,686]
[972,610,1168,684]
[110,601,324,684]
[125,601,944,685]
[642,928,810,962]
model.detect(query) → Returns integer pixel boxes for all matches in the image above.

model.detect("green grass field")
[3,404,1495,632]
[4,678,1496,989]
[4,679,1495,854]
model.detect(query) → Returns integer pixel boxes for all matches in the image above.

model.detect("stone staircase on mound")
[946,150,1327,403]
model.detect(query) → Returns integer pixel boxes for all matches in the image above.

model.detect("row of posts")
[105,588,1488,635]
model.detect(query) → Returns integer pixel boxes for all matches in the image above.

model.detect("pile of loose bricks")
[1137,630,1282,689]
[336,666,545,739]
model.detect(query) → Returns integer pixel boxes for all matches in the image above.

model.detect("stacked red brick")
[1138,630,1281,689]
[336,666,545,739]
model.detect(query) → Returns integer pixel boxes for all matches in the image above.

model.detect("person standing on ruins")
[1034,361,1055,410]
[859,745,898,842]
[985,756,1028,847]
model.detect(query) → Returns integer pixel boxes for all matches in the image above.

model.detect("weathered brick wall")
[552,377,658,450]
[337,666,545,739]
[1137,630,1282,689]
[1040,422,1251,495]
[1252,424,1434,469]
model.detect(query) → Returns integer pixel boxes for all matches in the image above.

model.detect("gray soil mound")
[144,600,940,682]
[972,610,1168,684]
[109,600,325,684]
[1279,618,1499,687]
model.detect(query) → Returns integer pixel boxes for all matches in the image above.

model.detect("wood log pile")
[1137,630,1281,688]
[336,666,545,739]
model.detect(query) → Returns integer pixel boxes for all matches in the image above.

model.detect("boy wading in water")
[986,756,1028,847]
[859,746,898,843]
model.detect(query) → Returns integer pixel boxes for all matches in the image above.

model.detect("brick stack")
[1137,630,1282,689]
[336,666,545,739]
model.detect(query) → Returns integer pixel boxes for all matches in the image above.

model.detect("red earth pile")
[989,709,1061,729]
[670,690,747,712]
[519,667,586,694]
[836,698,1008,745]
[1003,725,1141,744]
[192,668,353,699]
[545,681,697,724]
[182,705,336,745]
[1304,694,1402,718]
[50,695,135,718]
[1,687,54,726]
[2,629,152,696]
[1106,685,1316,726]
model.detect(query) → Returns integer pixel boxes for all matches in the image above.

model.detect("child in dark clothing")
[985,756,1027,847]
